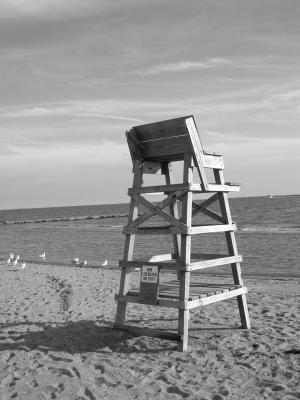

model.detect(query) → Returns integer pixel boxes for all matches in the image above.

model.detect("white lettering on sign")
[141,266,158,283]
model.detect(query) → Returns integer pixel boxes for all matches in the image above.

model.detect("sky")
[0,0,299,209]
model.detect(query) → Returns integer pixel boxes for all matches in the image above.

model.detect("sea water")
[0,195,299,278]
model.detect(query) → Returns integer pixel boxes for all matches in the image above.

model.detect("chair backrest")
[127,115,202,163]
[127,116,213,187]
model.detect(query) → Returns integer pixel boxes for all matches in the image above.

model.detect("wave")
[238,226,300,234]
[0,213,128,225]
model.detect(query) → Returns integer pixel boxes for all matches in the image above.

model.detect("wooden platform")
[116,278,247,310]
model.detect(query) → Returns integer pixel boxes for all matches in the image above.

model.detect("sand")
[0,263,299,400]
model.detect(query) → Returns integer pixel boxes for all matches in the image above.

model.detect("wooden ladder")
[114,116,250,351]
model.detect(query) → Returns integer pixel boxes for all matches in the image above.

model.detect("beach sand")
[0,263,299,400]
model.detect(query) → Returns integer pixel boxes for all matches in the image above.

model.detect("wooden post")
[177,154,193,351]
[115,160,143,327]
[214,169,251,329]
[162,162,181,259]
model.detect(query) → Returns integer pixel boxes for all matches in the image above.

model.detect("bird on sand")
[78,260,87,267]
[39,252,46,261]
[6,257,11,265]
[101,259,108,266]
[72,258,80,265]
[13,255,20,266]
[20,263,26,269]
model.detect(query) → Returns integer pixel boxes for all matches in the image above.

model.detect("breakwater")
[0,213,129,225]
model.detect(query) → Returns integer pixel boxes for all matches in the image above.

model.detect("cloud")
[0,0,108,19]
[134,58,232,75]
[133,55,298,76]
[0,102,142,122]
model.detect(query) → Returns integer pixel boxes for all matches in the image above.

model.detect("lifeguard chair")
[114,116,250,351]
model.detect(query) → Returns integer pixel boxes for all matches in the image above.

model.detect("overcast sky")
[0,0,299,209]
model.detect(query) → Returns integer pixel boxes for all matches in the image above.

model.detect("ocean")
[0,195,299,278]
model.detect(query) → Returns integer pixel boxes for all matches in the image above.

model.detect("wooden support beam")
[192,193,219,215]
[129,183,189,195]
[124,223,236,235]
[185,117,208,190]
[163,162,181,258]
[136,194,186,231]
[189,254,243,271]
[127,193,175,228]
[115,160,143,328]
[187,287,247,309]
[214,169,251,329]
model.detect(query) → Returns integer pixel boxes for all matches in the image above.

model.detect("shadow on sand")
[0,320,178,354]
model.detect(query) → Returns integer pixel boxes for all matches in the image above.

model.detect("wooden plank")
[189,255,243,271]
[192,193,219,216]
[128,193,175,228]
[129,183,189,194]
[141,137,189,160]
[203,150,223,156]
[187,287,247,309]
[192,197,224,222]
[214,169,251,329]
[115,294,182,309]
[126,129,145,163]
[199,207,224,223]
[133,116,193,142]
[177,153,193,351]
[149,254,174,262]
[115,160,143,327]
[202,153,224,169]
[136,194,187,231]
[206,183,240,192]
[163,162,181,259]
[124,226,173,235]
[188,223,236,234]
[120,260,182,269]
[124,223,236,235]
[185,117,208,189]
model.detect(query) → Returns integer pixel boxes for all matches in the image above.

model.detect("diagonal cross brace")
[192,193,224,223]
[128,192,186,229]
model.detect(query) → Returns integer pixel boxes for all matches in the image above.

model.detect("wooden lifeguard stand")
[114,116,250,351]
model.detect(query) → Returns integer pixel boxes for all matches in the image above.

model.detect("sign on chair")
[140,266,159,302]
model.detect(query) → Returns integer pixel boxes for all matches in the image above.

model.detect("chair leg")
[237,293,251,329]
[178,308,190,351]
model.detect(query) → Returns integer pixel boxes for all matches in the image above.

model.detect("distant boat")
[269,193,274,199]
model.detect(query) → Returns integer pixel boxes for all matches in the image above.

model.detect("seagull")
[6,258,11,265]
[72,257,80,265]
[78,260,87,267]
[101,259,108,266]
[9,253,14,260]
[39,252,46,260]
[13,255,20,266]
[20,263,26,269]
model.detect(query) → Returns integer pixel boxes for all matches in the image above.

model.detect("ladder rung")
[120,260,182,270]
[189,224,236,234]
[124,223,236,235]
[189,254,242,270]
[204,183,240,192]
[128,182,240,195]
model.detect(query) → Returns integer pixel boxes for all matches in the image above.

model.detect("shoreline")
[0,212,129,225]
[2,259,299,280]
